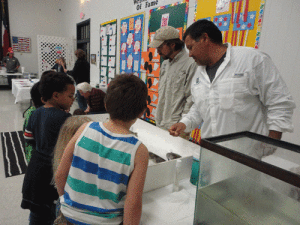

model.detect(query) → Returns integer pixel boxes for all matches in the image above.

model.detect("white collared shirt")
[181,43,296,138]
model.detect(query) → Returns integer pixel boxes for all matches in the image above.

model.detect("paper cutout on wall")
[127,33,134,48]
[213,14,231,31]
[135,18,142,33]
[148,90,159,107]
[100,76,107,85]
[108,57,115,67]
[145,105,156,120]
[134,41,141,55]
[101,56,107,66]
[121,60,126,71]
[127,54,133,70]
[233,11,256,31]
[121,22,128,42]
[108,67,115,78]
[107,25,114,35]
[101,67,107,76]
[121,43,127,55]
[101,36,107,46]
[101,46,107,56]
[100,27,106,37]
[148,77,159,92]
[111,24,117,35]
[216,0,230,13]
[133,60,139,72]
[109,46,116,55]
[109,35,116,46]
[232,11,256,46]
[161,13,170,27]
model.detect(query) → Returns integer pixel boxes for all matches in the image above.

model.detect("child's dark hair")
[30,82,43,108]
[39,72,75,102]
[41,70,54,80]
[105,74,148,122]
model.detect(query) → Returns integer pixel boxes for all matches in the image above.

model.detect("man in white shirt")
[169,20,296,141]
[148,26,197,133]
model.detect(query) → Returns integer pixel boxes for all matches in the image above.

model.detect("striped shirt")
[60,122,141,225]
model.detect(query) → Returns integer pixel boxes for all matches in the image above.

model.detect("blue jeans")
[77,90,87,111]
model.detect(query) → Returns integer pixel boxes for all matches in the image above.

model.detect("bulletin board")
[148,0,189,48]
[100,19,117,86]
[194,0,266,48]
[142,0,189,125]
[119,12,145,78]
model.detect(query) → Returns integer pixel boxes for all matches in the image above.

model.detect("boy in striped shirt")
[56,74,149,225]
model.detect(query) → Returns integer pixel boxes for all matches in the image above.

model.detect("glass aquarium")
[194,131,300,225]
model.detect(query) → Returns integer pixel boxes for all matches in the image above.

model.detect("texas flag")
[1,0,11,57]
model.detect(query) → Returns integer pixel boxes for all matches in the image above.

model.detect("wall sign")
[133,0,165,12]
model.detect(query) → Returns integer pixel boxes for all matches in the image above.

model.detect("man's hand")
[169,122,186,137]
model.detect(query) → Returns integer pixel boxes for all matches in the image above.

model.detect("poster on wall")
[100,19,117,86]
[194,0,266,48]
[142,0,189,125]
[119,12,145,79]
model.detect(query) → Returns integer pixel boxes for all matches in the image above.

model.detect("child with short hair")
[22,81,44,162]
[22,72,75,225]
[55,74,149,225]
[22,70,53,163]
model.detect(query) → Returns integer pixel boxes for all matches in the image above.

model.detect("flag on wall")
[1,0,11,58]
[12,36,31,53]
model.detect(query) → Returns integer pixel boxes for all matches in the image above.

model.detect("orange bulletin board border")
[194,0,266,49]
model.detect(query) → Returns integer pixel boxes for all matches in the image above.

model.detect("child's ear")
[138,108,147,118]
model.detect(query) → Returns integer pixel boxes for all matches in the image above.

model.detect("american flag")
[12,36,31,53]
[213,14,231,31]
[233,11,257,31]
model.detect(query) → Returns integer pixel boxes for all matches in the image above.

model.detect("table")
[11,79,39,103]
[0,71,23,88]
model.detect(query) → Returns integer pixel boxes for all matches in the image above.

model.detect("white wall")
[8,0,64,74]
[7,0,300,145]
[258,0,300,144]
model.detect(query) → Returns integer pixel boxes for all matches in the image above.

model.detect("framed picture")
[91,54,96,64]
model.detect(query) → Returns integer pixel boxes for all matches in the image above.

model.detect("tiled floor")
[0,89,79,225]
